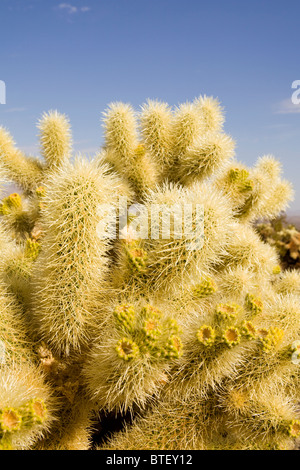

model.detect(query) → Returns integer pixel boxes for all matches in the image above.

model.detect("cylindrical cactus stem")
[3,238,41,308]
[215,223,281,283]
[175,132,235,185]
[0,127,44,192]
[218,383,300,447]
[37,110,72,169]
[0,276,33,365]
[138,181,233,293]
[168,102,203,179]
[102,102,139,165]
[193,95,225,133]
[233,156,294,222]
[214,162,254,209]
[139,99,173,180]
[30,158,124,357]
[102,103,158,199]
[273,270,300,296]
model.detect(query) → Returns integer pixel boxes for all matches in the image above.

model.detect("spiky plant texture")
[0,95,299,450]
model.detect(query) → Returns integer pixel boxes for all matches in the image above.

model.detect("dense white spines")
[30,158,123,356]
[38,110,72,168]
[0,127,43,192]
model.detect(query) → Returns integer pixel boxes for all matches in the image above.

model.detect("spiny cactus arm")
[237,156,294,222]
[109,237,148,293]
[3,238,41,309]
[35,393,94,450]
[258,179,294,220]
[193,95,225,133]
[0,275,35,364]
[102,102,158,199]
[216,383,300,449]
[102,102,139,165]
[215,223,281,283]
[99,393,214,451]
[0,127,44,192]
[30,158,123,356]
[139,182,233,294]
[175,132,235,185]
[167,102,203,179]
[214,161,254,209]
[139,99,173,174]
[37,110,72,169]
[273,270,300,296]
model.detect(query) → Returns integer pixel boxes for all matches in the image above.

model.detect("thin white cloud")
[275,98,300,114]
[57,3,91,14]
[4,107,26,113]
[58,3,78,14]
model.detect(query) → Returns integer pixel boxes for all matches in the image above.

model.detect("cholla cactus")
[257,215,300,270]
[0,96,299,451]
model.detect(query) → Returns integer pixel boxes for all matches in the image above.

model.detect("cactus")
[256,215,300,270]
[0,95,299,451]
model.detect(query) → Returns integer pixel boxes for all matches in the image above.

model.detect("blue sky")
[0,0,299,211]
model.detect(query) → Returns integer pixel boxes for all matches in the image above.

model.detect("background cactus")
[0,96,299,450]
[256,214,300,271]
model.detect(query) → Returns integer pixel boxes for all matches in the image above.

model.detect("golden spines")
[30,158,123,356]
[102,103,159,199]
[0,127,43,191]
[38,110,72,168]
[194,95,225,133]
[274,270,300,296]
[0,363,55,450]
[103,102,139,164]
[170,102,202,160]
[139,99,173,170]
[176,132,235,185]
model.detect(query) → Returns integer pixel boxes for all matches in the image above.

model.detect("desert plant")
[0,96,299,450]
[256,215,300,270]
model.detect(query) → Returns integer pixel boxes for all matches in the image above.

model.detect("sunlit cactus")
[38,110,72,169]
[0,94,299,451]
